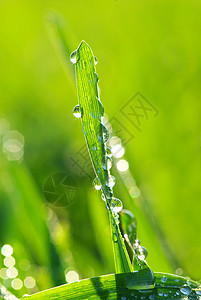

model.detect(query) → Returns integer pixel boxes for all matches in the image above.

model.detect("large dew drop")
[180,285,192,296]
[110,197,123,214]
[70,51,77,64]
[93,177,102,190]
[134,240,148,261]
[73,105,82,118]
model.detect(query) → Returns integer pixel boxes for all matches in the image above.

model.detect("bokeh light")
[1,245,13,257]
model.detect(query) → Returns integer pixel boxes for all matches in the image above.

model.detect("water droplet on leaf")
[93,177,102,190]
[106,147,112,158]
[70,51,77,64]
[94,56,98,65]
[180,285,192,295]
[120,210,137,245]
[106,175,116,188]
[161,276,167,283]
[102,156,112,170]
[73,105,82,118]
[99,124,109,143]
[110,197,123,214]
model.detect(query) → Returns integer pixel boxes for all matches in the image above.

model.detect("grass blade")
[72,41,133,273]
[20,272,201,299]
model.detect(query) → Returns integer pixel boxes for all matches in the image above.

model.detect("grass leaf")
[20,272,201,299]
[73,41,133,273]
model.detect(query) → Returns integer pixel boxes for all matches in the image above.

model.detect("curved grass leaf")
[72,41,132,273]
[20,272,201,299]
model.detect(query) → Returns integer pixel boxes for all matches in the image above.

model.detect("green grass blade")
[73,41,133,273]
[20,272,201,299]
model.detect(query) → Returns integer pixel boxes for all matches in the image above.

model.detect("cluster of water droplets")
[120,210,149,270]
[71,50,123,220]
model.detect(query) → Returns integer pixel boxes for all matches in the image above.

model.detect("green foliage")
[21,272,201,299]
[0,1,201,299]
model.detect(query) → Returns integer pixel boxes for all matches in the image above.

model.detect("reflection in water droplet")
[94,56,98,65]
[106,175,116,188]
[135,246,148,261]
[73,105,82,118]
[196,290,201,295]
[180,285,191,295]
[93,177,102,190]
[70,51,77,64]
[110,197,123,214]
[161,276,167,283]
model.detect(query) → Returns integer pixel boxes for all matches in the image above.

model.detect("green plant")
[17,41,201,299]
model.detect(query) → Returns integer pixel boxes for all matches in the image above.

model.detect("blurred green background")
[0,0,201,298]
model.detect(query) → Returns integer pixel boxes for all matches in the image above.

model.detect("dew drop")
[94,72,99,83]
[106,147,112,158]
[94,56,98,65]
[110,197,123,214]
[161,276,167,283]
[149,296,155,299]
[70,51,77,64]
[97,99,104,116]
[196,290,201,295]
[135,245,148,261]
[101,193,106,202]
[180,285,192,295]
[102,156,112,170]
[93,177,102,190]
[92,144,97,151]
[99,124,109,143]
[120,210,137,245]
[106,175,116,188]
[73,105,82,118]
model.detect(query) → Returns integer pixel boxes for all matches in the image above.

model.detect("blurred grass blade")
[73,41,132,273]
[20,272,201,299]
[45,10,75,83]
